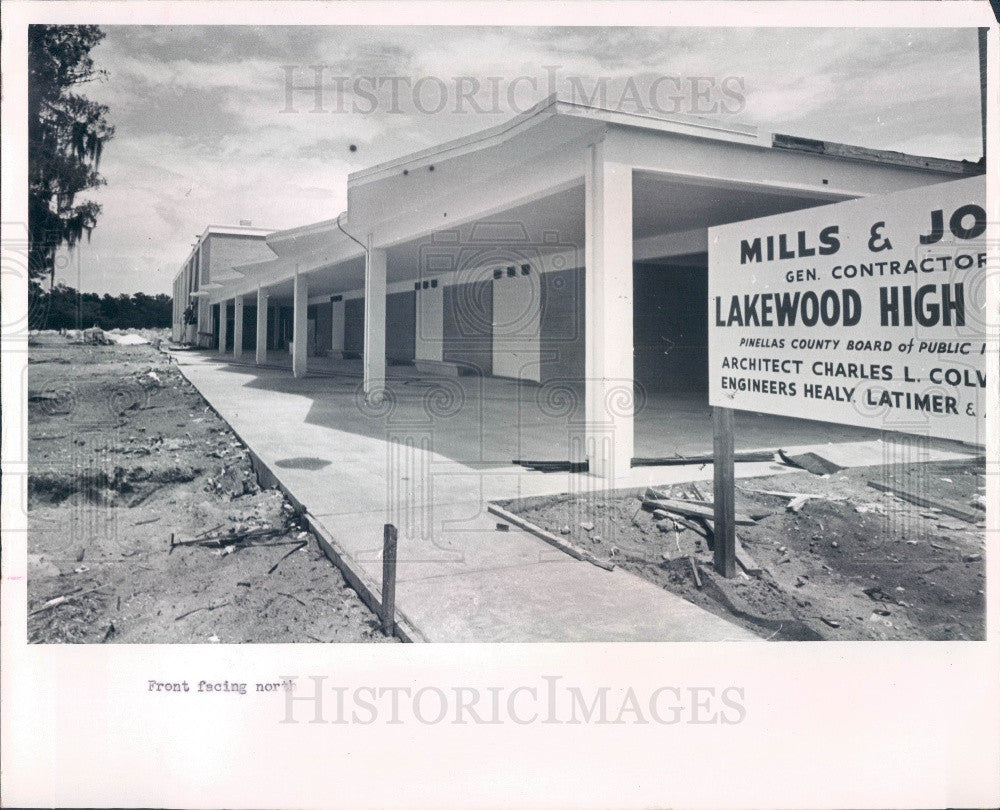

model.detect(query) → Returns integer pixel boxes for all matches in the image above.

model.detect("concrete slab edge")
[173,360,426,643]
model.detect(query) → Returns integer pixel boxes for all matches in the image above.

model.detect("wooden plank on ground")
[778,449,844,475]
[643,497,756,526]
[688,556,703,589]
[866,480,981,523]
[631,449,774,467]
[487,504,615,571]
[734,536,762,576]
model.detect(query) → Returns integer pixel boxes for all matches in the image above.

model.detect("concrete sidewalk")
[170,351,973,642]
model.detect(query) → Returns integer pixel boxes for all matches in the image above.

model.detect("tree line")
[29,281,172,330]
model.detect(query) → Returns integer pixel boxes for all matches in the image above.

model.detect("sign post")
[381,523,398,637]
[712,406,736,578]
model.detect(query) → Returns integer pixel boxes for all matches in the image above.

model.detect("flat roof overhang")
[199,95,982,305]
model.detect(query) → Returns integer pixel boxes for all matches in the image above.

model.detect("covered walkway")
[203,348,884,466]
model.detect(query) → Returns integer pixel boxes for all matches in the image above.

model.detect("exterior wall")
[313,302,333,352]
[386,291,415,364]
[266,305,277,351]
[443,280,492,375]
[199,241,210,285]
[633,259,709,393]
[263,305,291,351]
[539,266,585,384]
[415,286,444,362]
[242,305,256,352]
[344,297,365,357]
[222,302,234,352]
[205,234,274,280]
[198,297,211,345]
[491,272,541,382]
[278,305,294,350]
[210,304,220,350]
[173,254,201,342]
[171,276,182,341]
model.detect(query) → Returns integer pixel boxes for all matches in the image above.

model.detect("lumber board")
[631,449,774,467]
[643,497,756,526]
[734,536,763,576]
[779,449,843,475]
[866,480,981,523]
[487,504,614,571]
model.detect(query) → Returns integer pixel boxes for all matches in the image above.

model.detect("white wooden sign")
[708,175,987,443]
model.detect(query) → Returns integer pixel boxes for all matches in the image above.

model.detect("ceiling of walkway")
[259,172,847,300]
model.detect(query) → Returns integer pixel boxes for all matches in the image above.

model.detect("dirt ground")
[26,332,394,643]
[498,456,986,641]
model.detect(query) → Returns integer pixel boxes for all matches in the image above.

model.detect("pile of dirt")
[27,334,394,644]
[497,456,985,641]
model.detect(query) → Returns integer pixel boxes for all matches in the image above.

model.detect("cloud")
[57,26,981,296]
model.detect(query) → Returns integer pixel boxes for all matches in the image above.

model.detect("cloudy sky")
[59,26,983,295]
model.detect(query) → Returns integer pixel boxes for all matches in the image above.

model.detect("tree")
[28,25,115,281]
[28,284,173,331]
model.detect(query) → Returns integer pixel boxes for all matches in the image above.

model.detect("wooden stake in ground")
[712,406,736,578]
[381,524,398,637]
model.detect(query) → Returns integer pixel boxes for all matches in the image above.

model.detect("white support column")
[292,270,308,378]
[256,287,269,365]
[363,237,387,396]
[330,298,345,359]
[233,295,244,359]
[218,300,228,355]
[584,140,634,481]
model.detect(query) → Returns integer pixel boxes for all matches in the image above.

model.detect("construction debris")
[867,480,981,523]
[688,556,703,589]
[175,601,231,622]
[78,325,112,345]
[487,503,615,571]
[497,454,985,641]
[512,459,588,473]
[786,495,810,513]
[514,449,776,472]
[743,488,846,502]
[632,450,775,467]
[778,449,844,476]
[29,586,105,616]
[267,541,309,575]
[733,537,763,576]
[169,525,290,550]
[640,495,756,526]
